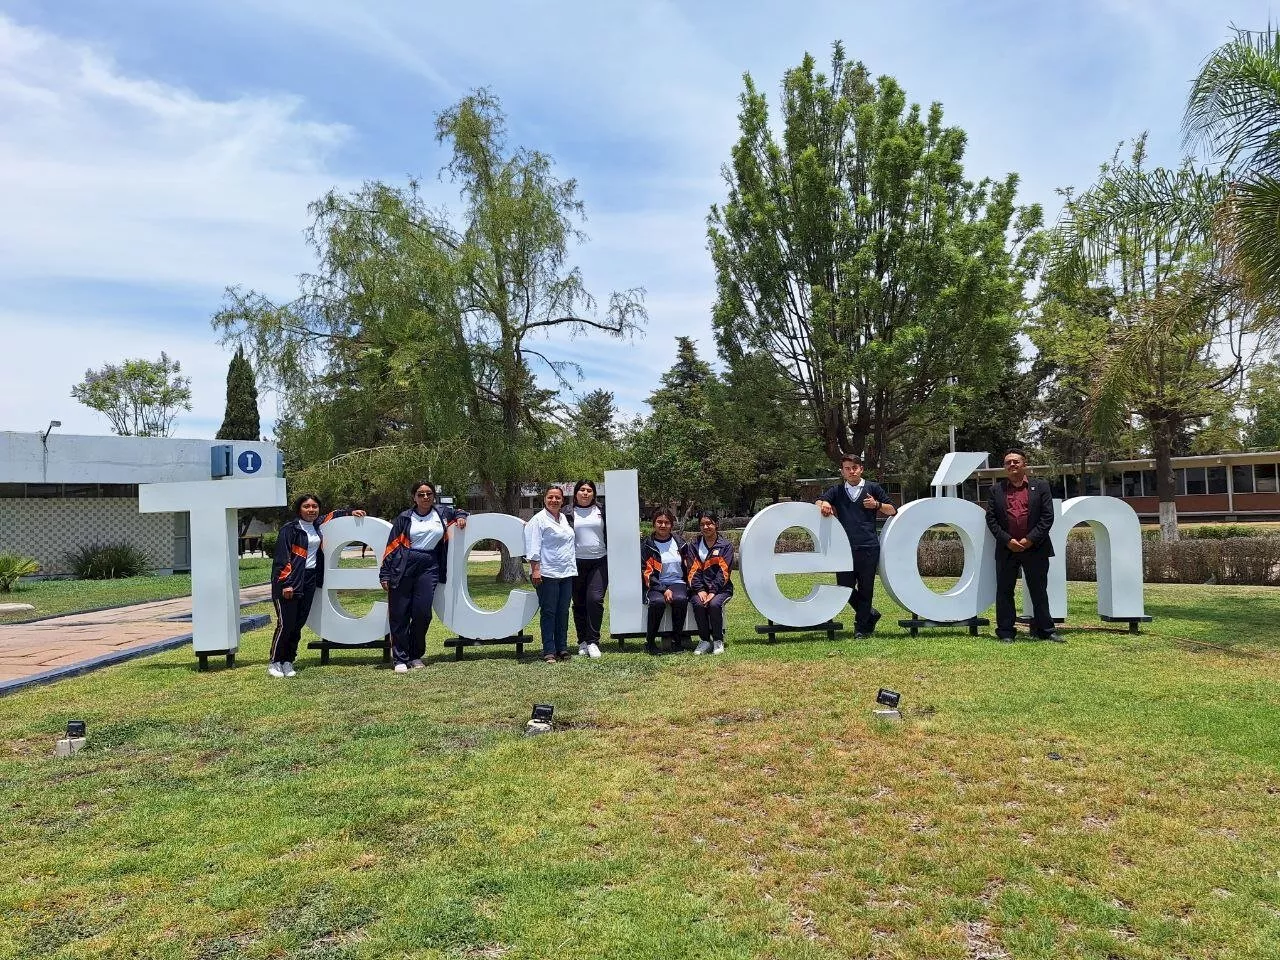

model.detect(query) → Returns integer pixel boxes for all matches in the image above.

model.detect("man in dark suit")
[817,454,897,638]
[985,448,1061,642]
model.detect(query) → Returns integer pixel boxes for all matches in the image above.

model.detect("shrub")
[260,532,278,556]
[914,537,1280,586]
[64,543,152,580]
[0,553,40,591]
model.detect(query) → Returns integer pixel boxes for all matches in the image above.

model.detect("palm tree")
[1185,26,1280,307]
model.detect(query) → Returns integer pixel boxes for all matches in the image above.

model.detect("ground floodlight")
[66,720,86,739]
[531,704,554,723]
[876,689,900,709]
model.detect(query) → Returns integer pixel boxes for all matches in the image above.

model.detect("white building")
[0,431,280,576]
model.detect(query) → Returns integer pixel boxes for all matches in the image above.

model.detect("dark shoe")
[995,633,1017,643]
[670,636,686,653]
[868,609,882,633]
[543,654,557,663]
[557,650,572,661]
[1041,631,1065,643]
[645,640,659,656]
[853,632,871,640]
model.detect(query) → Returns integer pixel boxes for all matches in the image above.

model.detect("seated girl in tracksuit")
[641,506,692,654]
[686,510,734,655]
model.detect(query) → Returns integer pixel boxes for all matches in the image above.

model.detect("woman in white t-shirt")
[524,485,577,662]
[569,479,607,658]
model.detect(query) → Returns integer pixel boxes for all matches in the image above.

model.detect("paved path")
[0,584,273,692]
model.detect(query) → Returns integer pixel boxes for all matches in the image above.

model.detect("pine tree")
[216,347,261,440]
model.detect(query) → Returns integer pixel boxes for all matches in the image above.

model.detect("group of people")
[813,449,1060,644]
[267,448,1058,677]
[521,482,735,661]
[267,479,738,676]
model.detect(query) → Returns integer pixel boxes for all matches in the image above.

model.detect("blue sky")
[0,0,1272,438]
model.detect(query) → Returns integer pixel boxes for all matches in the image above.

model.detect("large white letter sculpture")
[434,512,539,639]
[738,503,852,626]
[139,475,286,655]
[604,469,694,634]
[1022,496,1147,621]
[306,515,391,644]
[310,513,541,644]
[878,498,996,621]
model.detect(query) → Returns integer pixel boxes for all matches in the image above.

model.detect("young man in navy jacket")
[817,454,897,638]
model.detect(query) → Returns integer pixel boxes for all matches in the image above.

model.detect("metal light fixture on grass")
[873,688,902,721]
[525,703,554,736]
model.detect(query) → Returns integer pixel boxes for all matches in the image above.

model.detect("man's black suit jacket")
[985,477,1056,557]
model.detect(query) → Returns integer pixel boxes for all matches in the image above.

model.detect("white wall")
[0,432,278,484]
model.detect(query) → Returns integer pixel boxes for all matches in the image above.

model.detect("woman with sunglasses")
[379,480,468,672]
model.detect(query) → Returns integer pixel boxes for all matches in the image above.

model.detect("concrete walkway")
[0,584,273,694]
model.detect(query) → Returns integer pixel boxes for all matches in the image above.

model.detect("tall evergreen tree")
[215,347,261,441]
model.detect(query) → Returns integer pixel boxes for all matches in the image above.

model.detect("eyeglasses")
[1003,460,1024,467]
[415,491,435,498]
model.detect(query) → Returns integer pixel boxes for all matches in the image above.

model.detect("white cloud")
[0,14,351,295]
[0,14,352,437]
[0,310,278,438]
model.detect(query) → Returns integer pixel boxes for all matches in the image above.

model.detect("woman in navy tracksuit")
[269,494,366,677]
[379,480,468,672]
[687,509,734,655]
[641,506,692,655]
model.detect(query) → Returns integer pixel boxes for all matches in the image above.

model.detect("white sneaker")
[410,658,426,670]
[577,643,588,656]
[712,640,726,655]
[282,662,297,677]
[394,662,410,673]
[267,662,285,678]
[586,642,602,659]
[693,640,712,656]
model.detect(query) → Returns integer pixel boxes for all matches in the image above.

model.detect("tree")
[573,388,619,445]
[629,337,752,521]
[1185,26,1280,308]
[215,91,646,581]
[71,353,192,437]
[1245,356,1280,449]
[1047,138,1266,541]
[708,43,1044,468]
[215,347,261,441]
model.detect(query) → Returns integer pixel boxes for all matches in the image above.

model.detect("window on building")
[1140,470,1157,496]
[1121,471,1143,497]
[99,484,139,498]
[25,483,61,498]
[1257,463,1279,493]
[1207,466,1228,495]
[62,483,99,498]
[0,483,24,498]
[1183,467,1208,495]
[1064,474,1080,498]
[1232,465,1255,494]
[977,480,992,503]
[1083,473,1101,496]
[1104,472,1123,496]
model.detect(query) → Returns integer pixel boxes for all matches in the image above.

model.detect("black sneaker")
[868,609,882,633]
[853,631,871,640]
[645,640,659,655]
[1042,631,1065,643]
[995,633,1017,643]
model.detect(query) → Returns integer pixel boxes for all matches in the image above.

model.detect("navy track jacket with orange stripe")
[378,505,468,589]
[271,510,356,600]
[687,535,735,597]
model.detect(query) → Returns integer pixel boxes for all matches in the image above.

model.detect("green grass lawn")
[1,565,1277,959]
[0,559,273,624]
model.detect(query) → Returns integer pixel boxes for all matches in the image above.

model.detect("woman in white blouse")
[524,485,577,663]
[569,479,607,658]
